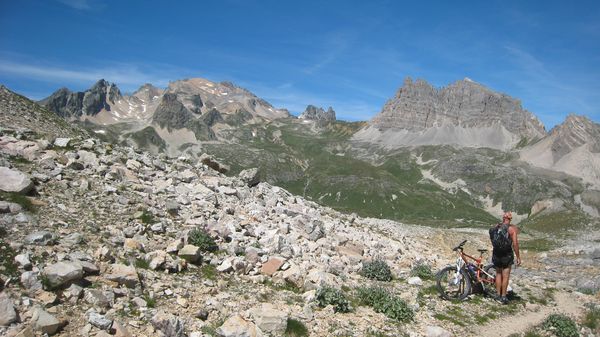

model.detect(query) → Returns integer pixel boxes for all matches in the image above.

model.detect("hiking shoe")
[501,296,509,305]
[494,295,504,304]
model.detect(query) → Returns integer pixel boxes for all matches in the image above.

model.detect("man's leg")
[500,267,512,296]
[495,267,503,296]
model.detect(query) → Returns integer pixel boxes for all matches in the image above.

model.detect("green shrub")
[583,305,600,330]
[542,314,579,337]
[188,227,217,252]
[410,263,433,280]
[315,285,350,313]
[284,318,309,336]
[360,259,392,281]
[357,286,414,322]
[137,209,155,224]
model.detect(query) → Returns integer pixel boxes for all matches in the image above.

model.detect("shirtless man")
[490,211,521,304]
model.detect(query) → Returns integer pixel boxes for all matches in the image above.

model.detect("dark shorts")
[492,252,514,268]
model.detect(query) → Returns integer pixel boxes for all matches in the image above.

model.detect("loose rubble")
[0,127,598,337]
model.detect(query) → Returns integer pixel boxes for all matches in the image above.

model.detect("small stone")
[150,222,165,233]
[112,320,133,337]
[20,271,42,290]
[238,168,261,187]
[151,311,185,337]
[123,238,144,252]
[0,293,18,326]
[64,284,83,301]
[166,239,185,254]
[178,245,202,264]
[195,309,209,321]
[84,289,113,309]
[24,231,56,246]
[105,264,139,288]
[35,290,58,306]
[53,138,71,147]
[408,276,423,286]
[261,257,286,276]
[217,314,261,337]
[15,253,32,270]
[87,311,113,331]
[250,303,288,335]
[216,258,233,273]
[426,325,452,337]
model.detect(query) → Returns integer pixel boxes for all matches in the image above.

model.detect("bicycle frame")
[457,249,495,284]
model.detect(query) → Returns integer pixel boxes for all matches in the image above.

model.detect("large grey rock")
[0,167,33,194]
[178,245,202,264]
[105,264,139,288]
[31,307,62,335]
[0,293,18,326]
[43,261,84,288]
[24,231,56,246]
[151,311,185,337]
[249,303,287,336]
[238,168,261,187]
[217,314,263,337]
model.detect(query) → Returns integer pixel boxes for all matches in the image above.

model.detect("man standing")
[489,211,521,304]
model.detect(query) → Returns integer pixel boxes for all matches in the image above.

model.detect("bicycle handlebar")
[452,240,467,251]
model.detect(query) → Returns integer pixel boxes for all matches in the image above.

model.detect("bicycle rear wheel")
[436,265,471,300]
[481,264,497,297]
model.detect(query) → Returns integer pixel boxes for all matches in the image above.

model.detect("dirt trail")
[475,291,586,337]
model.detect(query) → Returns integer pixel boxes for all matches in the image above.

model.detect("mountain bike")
[436,240,497,300]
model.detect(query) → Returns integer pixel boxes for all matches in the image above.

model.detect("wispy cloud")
[56,0,94,10]
[501,45,599,127]
[302,31,355,75]
[0,59,189,93]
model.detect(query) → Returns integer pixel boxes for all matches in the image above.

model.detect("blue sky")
[1,0,599,129]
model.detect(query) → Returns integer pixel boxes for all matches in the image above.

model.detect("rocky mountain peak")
[40,80,122,119]
[355,77,546,150]
[298,105,336,122]
[550,114,600,156]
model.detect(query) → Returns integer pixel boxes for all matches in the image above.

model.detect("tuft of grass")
[0,191,36,212]
[188,227,218,252]
[410,263,434,280]
[284,318,309,337]
[201,264,218,281]
[0,238,19,278]
[583,305,600,330]
[138,210,155,224]
[134,258,150,270]
[143,294,156,308]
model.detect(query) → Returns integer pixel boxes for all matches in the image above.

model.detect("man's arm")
[509,225,521,266]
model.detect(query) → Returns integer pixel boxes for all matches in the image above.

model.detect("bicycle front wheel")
[436,265,471,300]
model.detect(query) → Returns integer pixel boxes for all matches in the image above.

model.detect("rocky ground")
[0,127,599,337]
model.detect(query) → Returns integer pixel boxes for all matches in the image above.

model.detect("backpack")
[489,223,512,253]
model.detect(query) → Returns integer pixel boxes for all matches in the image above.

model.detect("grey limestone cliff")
[299,105,336,122]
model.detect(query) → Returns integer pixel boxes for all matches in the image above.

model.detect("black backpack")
[489,223,512,253]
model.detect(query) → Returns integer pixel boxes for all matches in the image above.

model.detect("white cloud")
[56,0,93,10]
[0,59,182,92]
